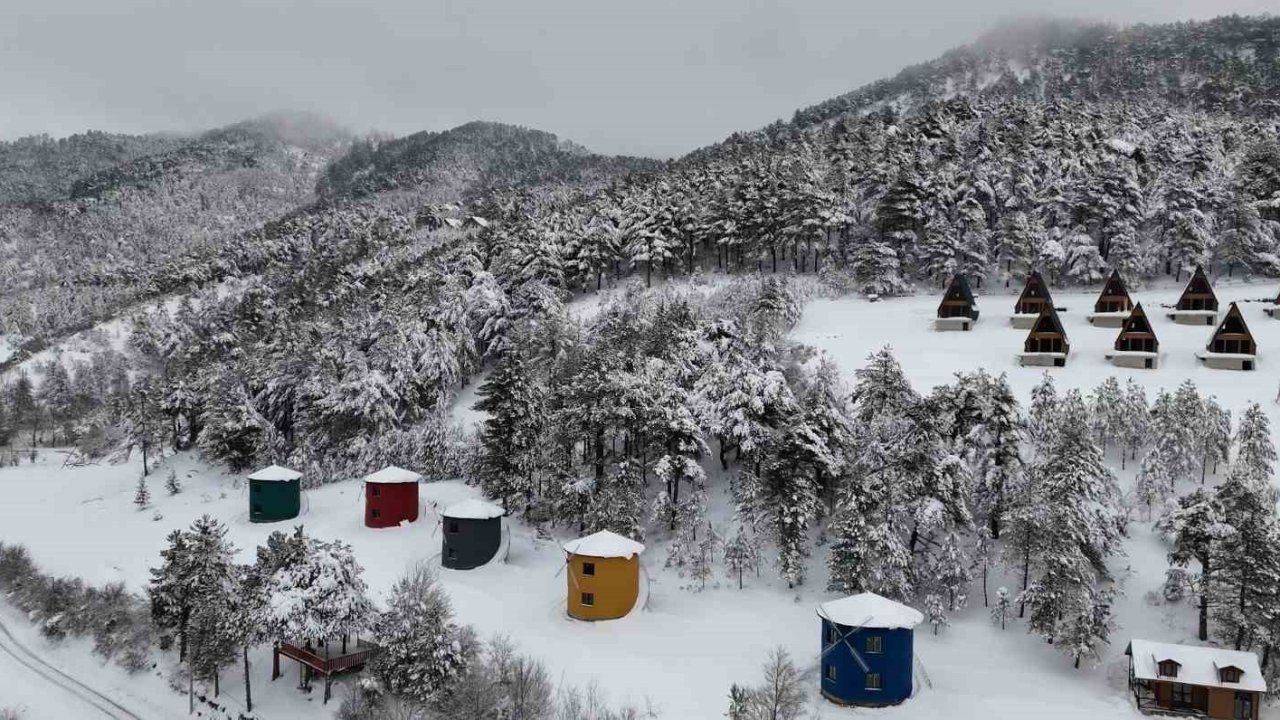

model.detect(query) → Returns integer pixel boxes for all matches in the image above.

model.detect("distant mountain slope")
[316,120,661,205]
[721,16,1280,149]
[0,113,351,349]
[0,131,183,206]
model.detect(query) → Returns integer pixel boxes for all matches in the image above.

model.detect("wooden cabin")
[1196,302,1257,371]
[1087,270,1134,327]
[1106,303,1159,369]
[248,465,302,523]
[1168,266,1219,325]
[1019,307,1070,367]
[441,499,506,570]
[1011,271,1056,329]
[563,531,645,621]
[1126,639,1263,719]
[819,593,923,707]
[935,274,979,331]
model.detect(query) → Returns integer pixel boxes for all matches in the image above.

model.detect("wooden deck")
[272,638,379,703]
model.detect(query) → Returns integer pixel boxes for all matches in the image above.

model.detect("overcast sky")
[0,1,1273,158]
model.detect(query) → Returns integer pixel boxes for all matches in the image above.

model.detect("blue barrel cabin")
[818,592,924,707]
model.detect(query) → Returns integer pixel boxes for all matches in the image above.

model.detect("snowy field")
[2,279,1280,718]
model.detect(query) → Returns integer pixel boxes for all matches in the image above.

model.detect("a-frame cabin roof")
[1027,306,1069,341]
[942,274,975,305]
[937,274,977,317]
[1016,270,1054,307]
[1176,266,1218,309]
[1114,303,1158,350]
[1094,270,1133,312]
[1207,302,1256,353]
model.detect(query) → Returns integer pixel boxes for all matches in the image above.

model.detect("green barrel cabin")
[248,464,302,523]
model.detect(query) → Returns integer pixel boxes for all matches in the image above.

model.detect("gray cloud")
[0,0,1273,157]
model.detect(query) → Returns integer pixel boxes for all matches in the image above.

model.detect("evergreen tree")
[473,351,542,511]
[370,564,474,706]
[991,587,1012,630]
[164,468,182,495]
[1159,489,1233,641]
[133,476,150,510]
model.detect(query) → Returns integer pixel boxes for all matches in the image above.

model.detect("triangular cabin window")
[1158,659,1181,678]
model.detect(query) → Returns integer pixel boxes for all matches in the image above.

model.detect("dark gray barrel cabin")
[441,499,505,570]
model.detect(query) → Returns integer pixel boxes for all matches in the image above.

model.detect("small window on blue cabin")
[825,664,836,681]
[448,520,459,534]
[866,635,883,654]
[865,672,882,690]
[827,625,838,644]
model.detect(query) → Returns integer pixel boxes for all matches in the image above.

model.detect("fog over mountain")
[0,0,1274,156]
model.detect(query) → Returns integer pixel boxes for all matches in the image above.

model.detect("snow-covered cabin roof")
[562,530,645,559]
[364,466,422,484]
[442,499,505,520]
[818,592,924,630]
[248,464,302,482]
[468,215,490,228]
[1127,639,1266,692]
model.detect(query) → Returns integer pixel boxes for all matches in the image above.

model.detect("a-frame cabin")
[935,274,979,331]
[1106,303,1159,369]
[1011,271,1056,329]
[1167,266,1219,325]
[1196,302,1258,371]
[1019,307,1070,367]
[1087,270,1134,327]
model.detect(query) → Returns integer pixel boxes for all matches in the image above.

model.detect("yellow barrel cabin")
[563,530,645,621]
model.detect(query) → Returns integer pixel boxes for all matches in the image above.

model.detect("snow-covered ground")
[2,279,1279,718]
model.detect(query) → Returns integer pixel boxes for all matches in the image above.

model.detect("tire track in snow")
[0,615,145,720]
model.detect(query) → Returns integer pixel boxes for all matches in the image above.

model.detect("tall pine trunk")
[243,645,253,712]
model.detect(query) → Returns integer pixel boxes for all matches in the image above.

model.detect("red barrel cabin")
[363,466,422,528]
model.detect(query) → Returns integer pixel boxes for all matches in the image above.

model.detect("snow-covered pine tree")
[1088,376,1124,453]
[1135,440,1175,521]
[1202,397,1231,479]
[1213,403,1280,650]
[925,593,949,635]
[966,372,1023,538]
[473,350,542,511]
[1158,488,1233,641]
[991,587,1012,630]
[723,524,761,590]
[164,467,181,495]
[370,564,474,706]
[1027,372,1058,454]
[1060,587,1115,669]
[1117,379,1150,470]
[134,476,150,510]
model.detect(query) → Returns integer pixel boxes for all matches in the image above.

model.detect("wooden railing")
[278,640,378,675]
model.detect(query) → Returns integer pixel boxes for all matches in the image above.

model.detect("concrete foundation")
[1010,314,1039,329]
[935,317,975,332]
[1198,353,1256,371]
[1087,313,1129,328]
[1168,311,1218,326]
[1107,352,1159,369]
[1018,352,1067,368]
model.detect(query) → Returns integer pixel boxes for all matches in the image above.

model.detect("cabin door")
[1234,691,1253,720]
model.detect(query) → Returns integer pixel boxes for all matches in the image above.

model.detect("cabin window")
[865,673,882,691]
[1221,667,1242,684]
[1158,660,1180,678]
[370,485,381,497]
[825,664,837,681]
[866,635,883,654]
[252,484,260,493]
[581,592,595,607]
[1235,691,1254,720]
[827,625,838,644]
[583,562,596,576]
[252,504,262,514]
[448,520,459,534]
[1172,683,1193,709]
[371,509,381,519]
[447,548,456,560]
